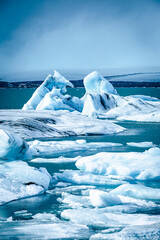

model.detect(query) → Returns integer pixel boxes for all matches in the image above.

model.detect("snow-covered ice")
[76,148,160,180]
[110,183,160,201]
[89,189,157,208]
[29,139,123,157]
[0,161,51,205]
[126,141,157,148]
[0,219,93,239]
[61,208,160,228]
[55,170,132,187]
[0,110,124,139]
[90,223,160,239]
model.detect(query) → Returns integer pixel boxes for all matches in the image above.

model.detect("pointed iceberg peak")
[84,71,117,95]
[53,70,74,93]
[23,70,74,110]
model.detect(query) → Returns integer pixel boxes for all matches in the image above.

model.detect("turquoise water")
[0,87,160,239]
[0,87,160,109]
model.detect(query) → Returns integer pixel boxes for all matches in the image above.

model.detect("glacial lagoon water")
[0,87,160,239]
[0,87,160,109]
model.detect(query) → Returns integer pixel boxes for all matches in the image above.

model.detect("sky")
[0,0,160,72]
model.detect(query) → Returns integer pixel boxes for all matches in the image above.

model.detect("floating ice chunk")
[82,73,160,120]
[0,129,37,160]
[76,148,160,180]
[29,139,123,157]
[89,189,157,208]
[0,161,51,188]
[59,192,90,208]
[117,111,160,122]
[105,96,160,122]
[61,208,160,229]
[33,213,60,222]
[84,71,117,95]
[90,223,160,240]
[55,170,130,186]
[0,110,124,139]
[110,184,160,201]
[127,141,157,148]
[0,161,51,205]
[31,156,80,163]
[13,210,32,220]
[0,221,93,239]
[51,184,95,195]
[129,95,160,102]
[76,139,86,144]
[23,70,73,110]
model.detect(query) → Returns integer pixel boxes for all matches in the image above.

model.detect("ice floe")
[76,148,160,180]
[55,170,132,187]
[90,223,160,239]
[0,219,93,239]
[89,189,157,208]
[0,161,51,205]
[110,184,160,201]
[126,141,157,148]
[29,139,123,157]
[31,156,80,163]
[61,208,160,228]
[104,96,160,122]
[0,110,124,139]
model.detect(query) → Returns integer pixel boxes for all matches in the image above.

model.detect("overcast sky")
[0,0,160,72]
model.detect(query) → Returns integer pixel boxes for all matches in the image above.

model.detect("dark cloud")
[0,0,160,71]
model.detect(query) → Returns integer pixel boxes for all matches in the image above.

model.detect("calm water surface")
[0,87,160,109]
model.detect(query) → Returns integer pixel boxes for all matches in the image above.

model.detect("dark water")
[0,87,160,109]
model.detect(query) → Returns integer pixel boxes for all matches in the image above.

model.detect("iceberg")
[82,71,118,117]
[0,161,51,205]
[83,71,117,95]
[76,148,160,180]
[104,96,160,121]
[0,129,37,160]
[22,70,160,122]
[81,71,160,121]
[23,71,74,110]
[22,70,84,112]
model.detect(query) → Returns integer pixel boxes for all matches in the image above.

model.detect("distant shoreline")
[0,80,160,88]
